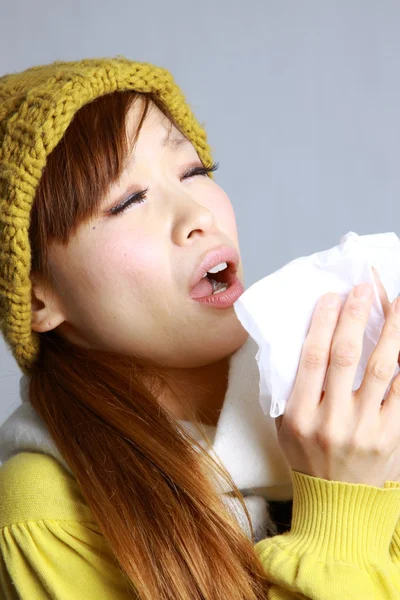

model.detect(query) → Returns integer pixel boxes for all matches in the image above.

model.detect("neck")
[159,356,232,427]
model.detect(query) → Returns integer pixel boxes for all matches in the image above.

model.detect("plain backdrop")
[0,0,399,429]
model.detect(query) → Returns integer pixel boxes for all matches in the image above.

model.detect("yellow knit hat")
[0,56,213,375]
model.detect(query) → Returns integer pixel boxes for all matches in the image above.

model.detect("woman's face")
[34,99,248,368]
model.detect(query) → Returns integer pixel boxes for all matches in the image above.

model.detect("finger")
[381,369,400,442]
[286,292,341,414]
[372,267,400,367]
[359,296,400,411]
[372,267,390,318]
[324,284,373,406]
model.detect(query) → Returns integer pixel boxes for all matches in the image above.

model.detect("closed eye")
[181,161,219,180]
[108,160,219,216]
[108,188,148,216]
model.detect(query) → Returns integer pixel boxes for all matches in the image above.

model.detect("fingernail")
[372,266,381,281]
[354,283,373,300]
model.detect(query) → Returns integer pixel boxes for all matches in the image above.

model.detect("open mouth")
[205,263,234,294]
[190,261,237,299]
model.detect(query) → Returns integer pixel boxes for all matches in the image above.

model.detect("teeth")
[208,261,227,274]
[210,278,228,295]
[202,261,228,279]
[212,285,228,295]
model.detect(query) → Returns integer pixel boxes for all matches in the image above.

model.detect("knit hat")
[0,56,213,375]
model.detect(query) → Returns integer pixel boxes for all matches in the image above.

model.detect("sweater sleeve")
[0,519,137,599]
[0,452,135,600]
[255,470,400,599]
[384,480,400,567]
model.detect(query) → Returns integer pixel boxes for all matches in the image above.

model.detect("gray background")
[1,0,399,426]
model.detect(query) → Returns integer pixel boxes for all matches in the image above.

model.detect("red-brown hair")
[28,90,271,599]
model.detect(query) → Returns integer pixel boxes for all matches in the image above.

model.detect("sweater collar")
[0,335,292,500]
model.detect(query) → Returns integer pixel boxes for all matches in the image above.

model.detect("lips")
[189,245,240,296]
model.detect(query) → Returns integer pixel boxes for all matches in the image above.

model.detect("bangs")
[29,91,153,279]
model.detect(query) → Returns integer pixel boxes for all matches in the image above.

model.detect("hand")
[275,273,400,487]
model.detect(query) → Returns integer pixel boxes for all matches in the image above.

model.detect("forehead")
[126,99,189,148]
[100,99,197,203]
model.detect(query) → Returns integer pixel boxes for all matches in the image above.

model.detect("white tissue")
[233,232,400,418]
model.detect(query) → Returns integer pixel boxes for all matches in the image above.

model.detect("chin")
[228,316,249,351]
[171,320,248,369]
[208,316,249,362]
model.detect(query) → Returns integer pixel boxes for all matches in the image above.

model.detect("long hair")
[27,90,271,599]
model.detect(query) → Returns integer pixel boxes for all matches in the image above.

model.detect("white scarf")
[0,335,292,541]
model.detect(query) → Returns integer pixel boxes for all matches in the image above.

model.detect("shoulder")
[0,453,133,599]
[0,451,94,527]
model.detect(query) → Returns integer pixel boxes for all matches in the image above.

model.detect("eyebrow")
[161,129,191,149]
[121,128,191,173]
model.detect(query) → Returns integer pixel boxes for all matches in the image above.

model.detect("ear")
[31,272,66,333]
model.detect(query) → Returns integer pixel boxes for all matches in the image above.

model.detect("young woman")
[0,57,400,600]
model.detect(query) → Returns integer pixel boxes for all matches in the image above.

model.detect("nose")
[170,189,216,246]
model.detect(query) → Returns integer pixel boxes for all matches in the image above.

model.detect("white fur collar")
[0,336,292,501]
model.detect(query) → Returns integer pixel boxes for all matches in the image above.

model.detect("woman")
[0,56,400,599]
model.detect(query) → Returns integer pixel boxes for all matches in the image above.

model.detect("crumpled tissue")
[233,232,400,418]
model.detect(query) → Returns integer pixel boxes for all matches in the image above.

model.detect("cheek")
[95,233,166,294]
[55,232,166,312]
[211,189,238,239]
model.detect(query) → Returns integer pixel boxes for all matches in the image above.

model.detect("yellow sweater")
[1,452,400,599]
